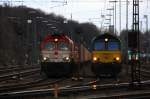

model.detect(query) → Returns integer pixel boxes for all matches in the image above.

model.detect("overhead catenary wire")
[0,0,149,32]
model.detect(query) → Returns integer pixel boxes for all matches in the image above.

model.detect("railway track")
[0,77,70,92]
[140,64,150,80]
[0,64,40,81]
[0,67,40,83]
[0,64,40,75]
[0,64,43,92]
[1,80,150,99]
[0,65,96,92]
[23,63,123,91]
[124,64,150,80]
[141,69,150,76]
[0,74,101,92]
[0,63,149,98]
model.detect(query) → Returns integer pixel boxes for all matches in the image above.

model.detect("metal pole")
[126,0,129,65]
[109,0,118,35]
[126,0,128,31]
[113,6,115,34]
[34,17,37,64]
[119,0,121,34]
[144,15,149,63]
[137,0,140,84]
[108,10,112,25]
[101,14,105,30]
[115,1,117,35]
[146,15,148,32]
[107,8,114,33]
[27,19,32,65]
[132,0,140,85]
[71,13,72,20]
[147,0,149,8]
[140,21,143,32]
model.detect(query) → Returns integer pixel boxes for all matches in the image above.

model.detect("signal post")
[128,0,141,87]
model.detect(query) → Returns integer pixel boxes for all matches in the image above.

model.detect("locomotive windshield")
[58,42,69,51]
[93,39,120,51]
[44,42,54,50]
[94,40,105,50]
[107,41,120,50]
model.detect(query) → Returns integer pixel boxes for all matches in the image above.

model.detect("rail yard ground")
[0,63,150,98]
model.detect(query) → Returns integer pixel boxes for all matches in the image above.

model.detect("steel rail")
[1,80,150,98]
[0,68,40,81]
[0,64,39,70]
[0,77,69,92]
[0,64,40,75]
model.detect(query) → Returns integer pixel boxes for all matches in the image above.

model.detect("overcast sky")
[2,0,150,33]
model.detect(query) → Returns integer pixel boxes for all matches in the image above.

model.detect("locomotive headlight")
[93,57,97,61]
[115,57,120,61]
[105,38,108,42]
[65,57,69,61]
[54,38,58,42]
[43,57,47,61]
[43,57,47,60]
[64,57,70,61]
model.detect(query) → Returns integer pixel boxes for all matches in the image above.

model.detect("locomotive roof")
[42,34,73,42]
[40,34,74,49]
[93,33,120,41]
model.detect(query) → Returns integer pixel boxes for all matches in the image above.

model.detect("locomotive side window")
[58,42,69,51]
[107,41,120,50]
[44,42,54,50]
[94,40,105,50]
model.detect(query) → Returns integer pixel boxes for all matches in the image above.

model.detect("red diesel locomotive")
[40,34,91,77]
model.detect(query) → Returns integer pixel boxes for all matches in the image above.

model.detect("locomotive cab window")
[44,42,54,50]
[58,42,69,51]
[107,42,119,50]
[93,40,105,50]
[107,40,120,50]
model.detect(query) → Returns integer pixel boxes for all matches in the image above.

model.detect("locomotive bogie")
[41,62,76,77]
[92,63,121,77]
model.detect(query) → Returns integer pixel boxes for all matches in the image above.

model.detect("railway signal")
[128,31,138,49]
